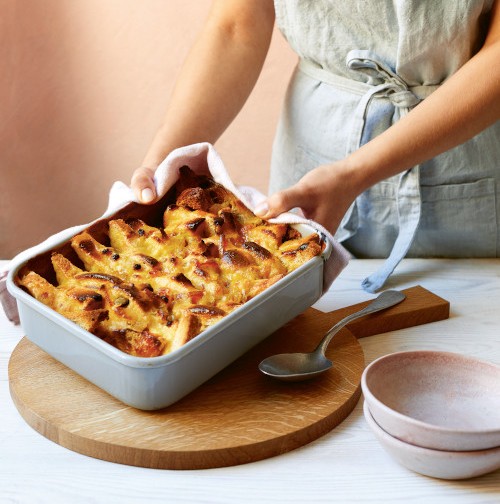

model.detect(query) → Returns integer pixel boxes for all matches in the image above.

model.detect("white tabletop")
[1,258,500,503]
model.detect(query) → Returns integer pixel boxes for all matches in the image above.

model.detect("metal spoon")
[258,289,406,382]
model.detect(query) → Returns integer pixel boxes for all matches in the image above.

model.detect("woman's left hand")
[254,161,360,235]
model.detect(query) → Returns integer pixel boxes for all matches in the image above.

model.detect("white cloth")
[1,143,350,325]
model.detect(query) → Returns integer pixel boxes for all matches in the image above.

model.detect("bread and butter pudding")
[16,167,323,358]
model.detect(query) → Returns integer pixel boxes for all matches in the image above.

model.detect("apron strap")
[361,166,422,292]
[299,51,439,292]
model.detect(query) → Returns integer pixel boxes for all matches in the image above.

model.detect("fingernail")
[141,188,155,203]
[254,202,269,217]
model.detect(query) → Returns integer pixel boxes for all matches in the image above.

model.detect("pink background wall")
[0,0,296,258]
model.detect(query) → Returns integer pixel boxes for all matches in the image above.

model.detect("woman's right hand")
[131,166,158,204]
[129,0,275,205]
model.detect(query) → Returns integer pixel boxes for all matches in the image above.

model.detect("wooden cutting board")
[9,285,449,470]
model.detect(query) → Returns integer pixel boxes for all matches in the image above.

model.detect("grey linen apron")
[270,0,499,291]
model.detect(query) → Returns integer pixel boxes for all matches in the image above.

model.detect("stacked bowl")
[361,350,500,480]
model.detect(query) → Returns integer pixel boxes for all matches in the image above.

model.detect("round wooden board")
[9,308,364,470]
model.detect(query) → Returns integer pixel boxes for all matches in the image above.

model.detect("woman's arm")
[132,0,275,203]
[257,0,500,233]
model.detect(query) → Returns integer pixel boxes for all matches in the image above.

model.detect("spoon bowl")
[259,290,406,381]
[258,352,333,382]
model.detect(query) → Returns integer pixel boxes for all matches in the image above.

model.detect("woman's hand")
[128,0,275,205]
[131,166,157,203]
[255,161,360,235]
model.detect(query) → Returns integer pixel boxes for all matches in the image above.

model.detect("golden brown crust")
[16,167,323,357]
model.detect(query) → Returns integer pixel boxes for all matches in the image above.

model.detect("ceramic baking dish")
[7,196,331,410]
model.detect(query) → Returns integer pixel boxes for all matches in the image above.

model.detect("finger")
[131,167,157,204]
[254,186,305,219]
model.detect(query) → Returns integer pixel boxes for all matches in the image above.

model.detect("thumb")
[254,187,303,219]
[131,166,157,204]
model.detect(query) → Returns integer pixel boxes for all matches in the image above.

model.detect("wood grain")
[8,285,449,470]
[339,285,450,338]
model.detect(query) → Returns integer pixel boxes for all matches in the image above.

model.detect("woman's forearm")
[346,3,500,194]
[141,0,275,168]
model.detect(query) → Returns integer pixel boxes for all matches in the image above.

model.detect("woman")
[131,0,500,291]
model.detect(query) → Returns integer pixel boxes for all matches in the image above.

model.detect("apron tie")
[298,50,440,292]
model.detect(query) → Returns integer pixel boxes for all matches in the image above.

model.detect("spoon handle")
[315,290,406,355]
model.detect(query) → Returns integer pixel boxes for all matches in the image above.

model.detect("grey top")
[270,0,499,291]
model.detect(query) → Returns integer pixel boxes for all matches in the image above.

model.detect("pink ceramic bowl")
[363,401,500,480]
[361,351,500,451]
